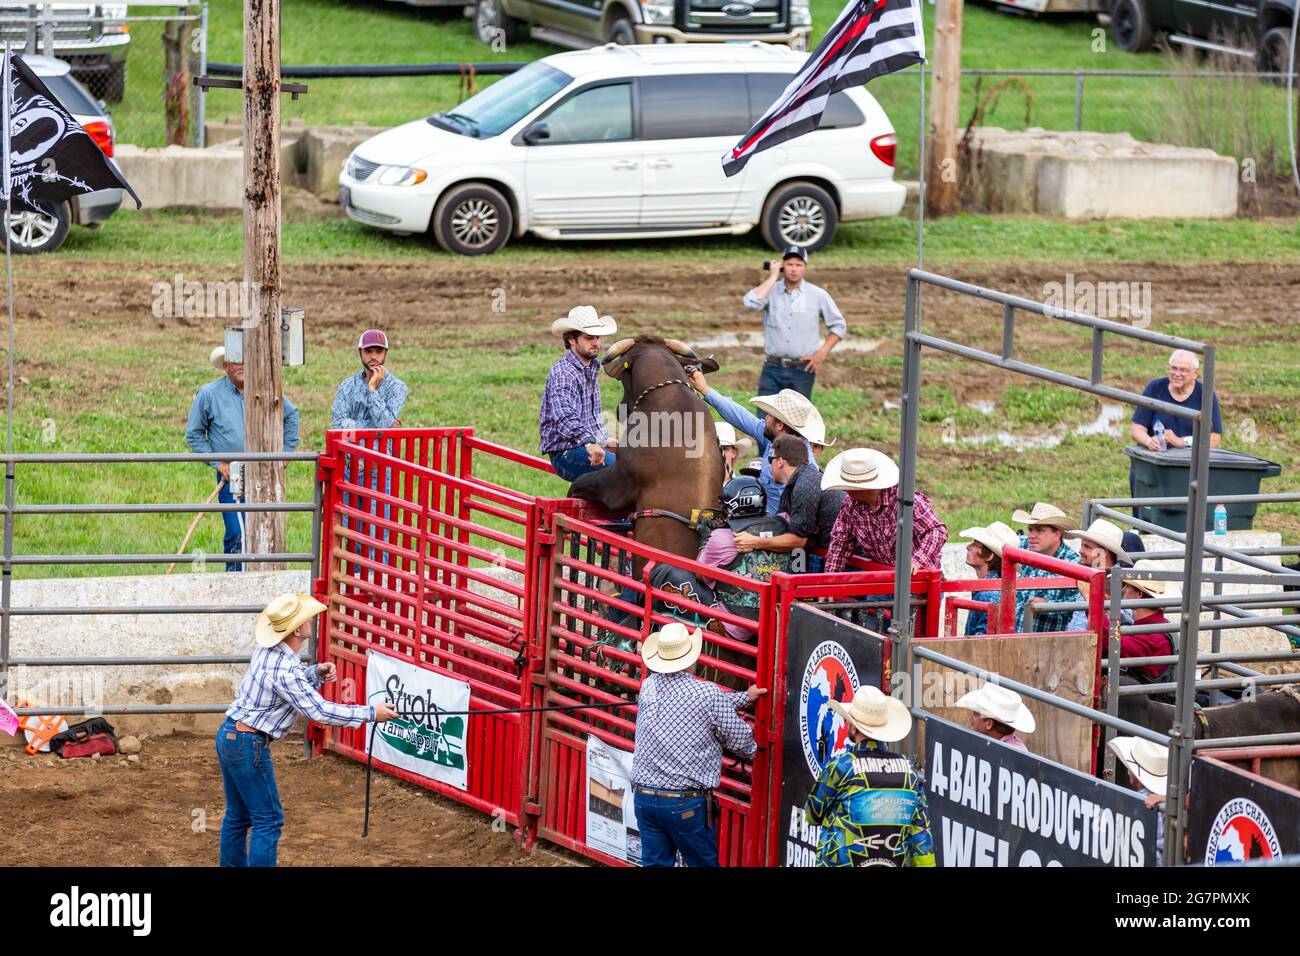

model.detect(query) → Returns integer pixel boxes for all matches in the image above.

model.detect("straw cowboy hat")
[1066,518,1128,562]
[255,592,327,648]
[958,520,1019,558]
[210,345,227,370]
[714,421,751,453]
[550,305,617,337]
[1108,736,1168,796]
[748,389,834,445]
[1123,560,1173,598]
[1011,502,1076,531]
[641,621,704,674]
[955,684,1036,734]
[820,448,899,493]
[829,685,912,743]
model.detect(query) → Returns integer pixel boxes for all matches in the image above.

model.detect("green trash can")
[1124,445,1282,534]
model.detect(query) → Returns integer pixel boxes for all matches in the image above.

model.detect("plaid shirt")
[539,350,608,454]
[804,738,935,867]
[1013,536,1081,632]
[226,642,374,740]
[631,671,756,790]
[823,486,947,573]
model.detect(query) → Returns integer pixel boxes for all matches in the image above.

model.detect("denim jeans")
[757,359,815,399]
[633,791,718,867]
[550,446,615,483]
[215,717,285,867]
[217,475,245,572]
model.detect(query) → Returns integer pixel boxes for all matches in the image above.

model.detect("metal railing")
[0,451,321,753]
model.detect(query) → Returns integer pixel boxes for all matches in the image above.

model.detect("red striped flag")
[722,0,925,177]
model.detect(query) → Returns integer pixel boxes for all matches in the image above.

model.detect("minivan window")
[541,83,633,144]
[640,74,750,140]
[746,74,865,130]
[40,73,101,117]
[434,62,572,138]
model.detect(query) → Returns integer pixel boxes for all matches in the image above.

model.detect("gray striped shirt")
[743,278,847,360]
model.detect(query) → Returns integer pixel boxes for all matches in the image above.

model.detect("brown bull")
[1117,683,1300,744]
[567,335,724,573]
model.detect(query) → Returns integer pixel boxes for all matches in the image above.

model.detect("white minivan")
[339,43,905,255]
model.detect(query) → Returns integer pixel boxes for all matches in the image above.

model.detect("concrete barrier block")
[298,123,386,198]
[114,143,246,210]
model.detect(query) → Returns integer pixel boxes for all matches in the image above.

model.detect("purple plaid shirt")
[823,486,947,573]
[631,672,756,790]
[539,350,608,454]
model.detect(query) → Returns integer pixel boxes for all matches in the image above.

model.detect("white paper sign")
[585,734,640,865]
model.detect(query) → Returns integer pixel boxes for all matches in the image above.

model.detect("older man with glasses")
[1130,348,1222,452]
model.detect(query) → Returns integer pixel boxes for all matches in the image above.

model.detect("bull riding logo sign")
[1203,797,1282,865]
[799,640,861,777]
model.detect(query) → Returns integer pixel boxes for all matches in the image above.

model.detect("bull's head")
[601,336,720,379]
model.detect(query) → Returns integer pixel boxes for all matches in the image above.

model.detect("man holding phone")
[743,245,846,399]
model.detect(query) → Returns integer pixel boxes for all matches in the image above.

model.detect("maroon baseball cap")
[357,329,389,350]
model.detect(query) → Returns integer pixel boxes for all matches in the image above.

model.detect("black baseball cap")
[781,245,807,262]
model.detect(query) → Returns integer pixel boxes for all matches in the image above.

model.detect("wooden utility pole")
[925,0,964,218]
[242,0,286,569]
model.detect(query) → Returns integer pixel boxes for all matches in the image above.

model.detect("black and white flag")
[722,0,925,177]
[1,48,140,217]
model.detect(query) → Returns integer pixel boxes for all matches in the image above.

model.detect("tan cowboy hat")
[750,389,813,429]
[828,685,912,743]
[956,683,1036,734]
[795,405,835,447]
[255,592,327,648]
[641,621,704,674]
[1067,518,1127,561]
[1011,502,1075,531]
[550,305,617,337]
[958,520,1019,558]
[1123,560,1172,598]
[1108,736,1168,796]
[714,421,751,453]
[210,345,227,369]
[820,448,899,493]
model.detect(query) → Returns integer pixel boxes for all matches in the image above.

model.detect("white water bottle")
[1152,420,1166,451]
[1214,504,1228,535]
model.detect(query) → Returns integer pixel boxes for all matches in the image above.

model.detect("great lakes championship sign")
[924,716,1159,867]
[365,650,470,791]
[1187,754,1298,865]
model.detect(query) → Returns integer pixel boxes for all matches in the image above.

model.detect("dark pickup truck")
[1108,0,1298,72]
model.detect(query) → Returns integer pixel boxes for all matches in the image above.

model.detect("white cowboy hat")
[1108,736,1168,796]
[820,448,899,493]
[1123,560,1173,598]
[958,520,1019,558]
[1066,518,1127,561]
[641,621,704,674]
[795,405,835,447]
[955,684,1036,734]
[828,685,912,743]
[749,389,813,430]
[550,305,617,338]
[210,345,227,369]
[1011,502,1076,531]
[714,421,751,452]
[255,592,327,648]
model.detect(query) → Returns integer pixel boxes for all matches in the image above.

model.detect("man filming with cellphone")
[743,245,846,399]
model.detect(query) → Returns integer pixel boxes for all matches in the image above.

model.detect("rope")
[361,699,639,836]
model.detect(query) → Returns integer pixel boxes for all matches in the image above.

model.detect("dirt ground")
[0,732,576,867]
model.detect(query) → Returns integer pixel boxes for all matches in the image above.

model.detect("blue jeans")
[757,359,815,399]
[215,717,285,867]
[550,446,615,483]
[633,791,718,867]
[217,475,245,572]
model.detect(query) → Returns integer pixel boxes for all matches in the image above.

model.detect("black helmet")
[721,476,766,521]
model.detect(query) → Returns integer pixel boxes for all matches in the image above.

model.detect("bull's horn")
[603,338,635,363]
[664,338,697,359]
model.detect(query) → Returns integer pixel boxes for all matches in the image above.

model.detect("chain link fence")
[0,1,207,148]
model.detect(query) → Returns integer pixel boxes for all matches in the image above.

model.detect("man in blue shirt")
[1130,349,1222,450]
[186,346,300,571]
[686,368,828,516]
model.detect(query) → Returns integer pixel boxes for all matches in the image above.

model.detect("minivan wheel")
[432,183,513,256]
[607,18,636,44]
[761,182,838,253]
[1109,0,1153,53]
[474,0,520,46]
[1257,27,1297,83]
[6,202,70,254]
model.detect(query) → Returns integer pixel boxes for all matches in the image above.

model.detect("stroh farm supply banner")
[365,650,470,791]
[1187,754,1299,865]
[780,604,889,867]
[585,734,641,865]
[924,717,1159,867]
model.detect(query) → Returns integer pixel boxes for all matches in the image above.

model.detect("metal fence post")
[1,461,13,710]
[197,2,209,148]
[305,467,323,758]
[1074,70,1084,130]
[1103,568,1123,782]
[894,276,922,761]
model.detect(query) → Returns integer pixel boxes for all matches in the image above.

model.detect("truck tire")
[607,17,637,44]
[474,0,520,47]
[1110,0,1154,53]
[432,183,513,256]
[1257,26,1297,82]
[760,181,838,253]
[6,202,70,255]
